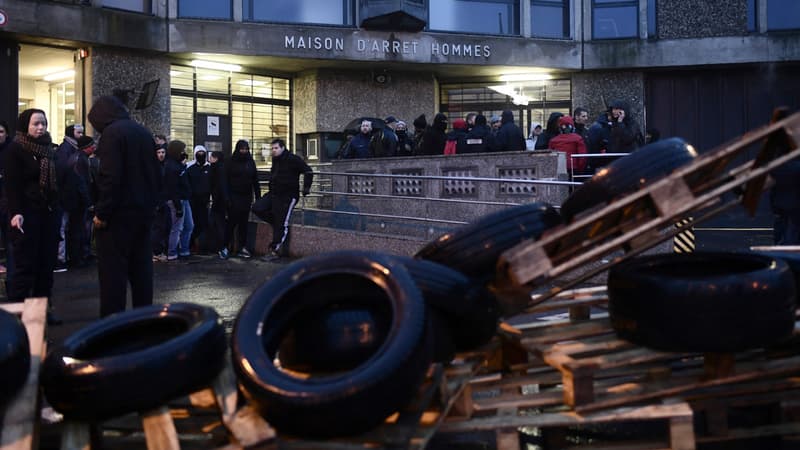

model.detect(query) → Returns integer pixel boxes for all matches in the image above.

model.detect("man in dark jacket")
[492,110,526,152]
[88,95,160,317]
[64,136,96,268]
[252,139,313,262]
[343,120,373,159]
[186,145,211,252]
[587,100,643,170]
[208,150,229,258]
[418,113,448,155]
[463,114,494,153]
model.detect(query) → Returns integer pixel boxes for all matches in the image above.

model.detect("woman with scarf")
[4,109,62,322]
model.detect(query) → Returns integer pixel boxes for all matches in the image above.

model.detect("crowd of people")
[337,101,653,177]
[0,95,312,323]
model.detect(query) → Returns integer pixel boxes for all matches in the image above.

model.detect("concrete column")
[639,0,648,39]
[521,0,531,38]
[757,0,767,32]
[233,0,243,22]
[573,0,583,41]
[581,0,592,41]
[0,40,19,131]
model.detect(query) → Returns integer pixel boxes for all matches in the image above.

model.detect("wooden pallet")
[0,298,48,450]
[276,350,489,449]
[496,110,800,314]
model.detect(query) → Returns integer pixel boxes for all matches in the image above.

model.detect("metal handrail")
[317,170,582,186]
[309,189,524,207]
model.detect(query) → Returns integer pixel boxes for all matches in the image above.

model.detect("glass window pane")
[768,0,800,30]
[178,0,232,19]
[197,98,228,115]
[532,3,567,38]
[647,0,656,36]
[244,0,350,25]
[231,73,255,97]
[430,0,519,35]
[170,66,194,91]
[196,69,229,95]
[170,95,194,146]
[747,0,756,31]
[593,5,638,39]
[102,0,148,13]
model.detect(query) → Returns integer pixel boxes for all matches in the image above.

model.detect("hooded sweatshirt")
[493,110,526,152]
[88,95,160,221]
[186,145,211,200]
[418,113,448,155]
[463,115,494,153]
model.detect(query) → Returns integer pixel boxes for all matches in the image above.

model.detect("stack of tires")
[231,202,564,437]
[556,137,796,351]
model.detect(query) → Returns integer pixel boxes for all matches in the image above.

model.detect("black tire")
[42,303,227,421]
[0,309,30,407]
[232,251,432,437]
[608,252,796,352]
[752,250,800,304]
[415,203,562,280]
[560,137,697,222]
[394,256,500,351]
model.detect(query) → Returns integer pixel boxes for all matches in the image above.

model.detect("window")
[170,65,291,170]
[531,0,570,39]
[747,0,757,32]
[647,0,656,37]
[178,0,232,20]
[244,0,353,25]
[592,0,638,39]
[429,0,520,36]
[767,0,800,30]
[101,0,151,13]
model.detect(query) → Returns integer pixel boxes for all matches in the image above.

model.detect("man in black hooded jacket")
[492,110,526,152]
[88,95,160,317]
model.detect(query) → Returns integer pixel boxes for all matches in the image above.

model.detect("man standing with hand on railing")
[252,139,313,262]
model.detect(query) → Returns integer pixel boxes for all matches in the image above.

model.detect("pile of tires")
[608,252,796,352]
[232,203,563,437]
[0,309,30,407]
[42,303,227,421]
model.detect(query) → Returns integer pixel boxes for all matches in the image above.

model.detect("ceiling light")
[498,73,552,82]
[199,75,222,81]
[190,60,242,72]
[169,71,182,77]
[18,102,26,106]
[489,85,531,105]
[43,70,75,82]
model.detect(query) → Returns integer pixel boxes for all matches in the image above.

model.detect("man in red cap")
[549,115,588,176]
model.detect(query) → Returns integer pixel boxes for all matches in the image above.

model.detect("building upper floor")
[1,0,799,72]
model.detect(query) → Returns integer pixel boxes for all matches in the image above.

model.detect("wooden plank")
[211,360,276,447]
[668,415,696,450]
[440,402,694,433]
[649,177,695,218]
[141,406,180,450]
[0,297,48,450]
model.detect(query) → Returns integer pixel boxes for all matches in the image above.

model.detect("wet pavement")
[47,254,290,346]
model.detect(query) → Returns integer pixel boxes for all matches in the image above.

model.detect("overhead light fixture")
[169,70,182,77]
[190,60,242,72]
[498,73,552,82]
[43,69,75,82]
[199,75,222,81]
[489,85,531,105]
[18,102,26,106]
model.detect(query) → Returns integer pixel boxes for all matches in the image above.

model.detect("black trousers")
[208,206,227,252]
[96,215,154,317]
[67,208,88,265]
[225,206,250,253]
[151,205,171,255]
[190,195,209,249]
[7,208,60,302]
[252,193,298,256]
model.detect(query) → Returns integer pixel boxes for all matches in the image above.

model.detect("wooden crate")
[496,110,800,313]
[0,298,48,450]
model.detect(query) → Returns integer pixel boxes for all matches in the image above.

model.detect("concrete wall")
[298,151,566,239]
[571,71,646,131]
[88,47,171,136]
[657,0,747,39]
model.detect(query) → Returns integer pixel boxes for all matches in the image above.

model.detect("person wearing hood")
[463,114,494,154]
[88,95,160,317]
[224,139,261,258]
[418,113,448,155]
[527,122,543,150]
[395,121,415,157]
[587,100,643,170]
[492,110,526,152]
[186,145,211,253]
[252,139,313,262]
[55,123,84,271]
[151,145,170,262]
[4,109,62,323]
[535,112,564,150]
[412,114,427,154]
[208,150,230,258]
[163,140,193,260]
[63,136,96,268]
[548,116,588,175]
